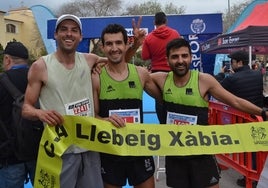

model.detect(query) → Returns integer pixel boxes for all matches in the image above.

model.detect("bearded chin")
[173,68,188,77]
[174,71,186,77]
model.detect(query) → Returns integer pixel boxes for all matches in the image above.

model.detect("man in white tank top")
[22,14,145,188]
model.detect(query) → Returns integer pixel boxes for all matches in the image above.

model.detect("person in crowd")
[92,23,162,188]
[220,51,263,187]
[214,60,233,82]
[142,12,180,73]
[141,11,180,124]
[221,50,263,108]
[0,42,35,187]
[150,38,268,188]
[22,14,144,188]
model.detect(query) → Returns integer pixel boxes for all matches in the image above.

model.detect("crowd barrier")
[209,100,268,188]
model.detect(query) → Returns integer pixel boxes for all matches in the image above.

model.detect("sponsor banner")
[185,34,217,74]
[34,115,268,187]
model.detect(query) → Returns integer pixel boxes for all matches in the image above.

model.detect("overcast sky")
[0,0,245,14]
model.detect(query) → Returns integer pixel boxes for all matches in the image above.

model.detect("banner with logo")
[34,115,268,187]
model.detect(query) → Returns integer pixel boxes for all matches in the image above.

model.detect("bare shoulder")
[28,57,47,83]
[198,72,216,83]
[30,57,46,73]
[136,66,150,82]
[151,72,168,89]
[136,65,150,75]
[198,71,221,92]
[151,71,168,80]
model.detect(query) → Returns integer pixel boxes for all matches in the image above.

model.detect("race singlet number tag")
[166,111,197,125]
[65,98,92,116]
[109,109,140,123]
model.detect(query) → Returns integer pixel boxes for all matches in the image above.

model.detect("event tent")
[200,0,268,73]
[201,25,268,54]
[201,0,268,55]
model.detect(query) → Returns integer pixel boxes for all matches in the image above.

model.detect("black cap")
[228,50,248,62]
[2,41,29,59]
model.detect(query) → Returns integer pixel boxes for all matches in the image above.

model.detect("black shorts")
[165,155,220,188]
[101,154,155,186]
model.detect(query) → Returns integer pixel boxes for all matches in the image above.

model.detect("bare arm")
[84,53,107,70]
[92,72,101,119]
[22,58,63,126]
[200,73,263,116]
[137,66,162,103]
[150,72,167,93]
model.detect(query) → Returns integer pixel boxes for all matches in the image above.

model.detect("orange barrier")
[209,100,268,188]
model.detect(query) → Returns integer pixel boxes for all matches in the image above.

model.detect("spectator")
[151,38,268,188]
[221,50,263,108]
[142,12,180,124]
[92,23,161,188]
[214,62,233,82]
[221,51,263,187]
[0,42,35,187]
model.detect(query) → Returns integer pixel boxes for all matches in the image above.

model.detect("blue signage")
[47,13,222,74]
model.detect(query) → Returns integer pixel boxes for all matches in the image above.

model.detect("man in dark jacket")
[221,50,263,108]
[0,42,35,187]
[220,50,263,187]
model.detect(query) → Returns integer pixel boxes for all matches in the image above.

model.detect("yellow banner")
[34,115,268,187]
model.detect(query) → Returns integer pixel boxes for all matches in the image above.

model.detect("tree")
[56,0,122,17]
[222,0,252,32]
[164,3,185,14]
[123,1,185,15]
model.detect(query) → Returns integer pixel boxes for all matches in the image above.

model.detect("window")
[6,24,16,33]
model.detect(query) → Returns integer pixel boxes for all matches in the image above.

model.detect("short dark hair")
[166,38,192,57]
[154,12,167,25]
[101,24,128,45]
[228,50,249,65]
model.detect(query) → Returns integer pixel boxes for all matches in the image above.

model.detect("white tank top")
[40,52,94,153]
[40,52,94,117]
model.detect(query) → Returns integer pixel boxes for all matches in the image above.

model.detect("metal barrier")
[209,100,268,188]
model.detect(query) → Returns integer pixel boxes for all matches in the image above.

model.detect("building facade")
[0,7,45,60]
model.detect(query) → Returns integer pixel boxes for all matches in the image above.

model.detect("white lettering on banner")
[188,35,201,71]
[125,28,149,36]
[222,36,240,45]
[201,43,210,51]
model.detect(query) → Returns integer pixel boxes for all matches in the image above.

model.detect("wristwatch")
[261,108,267,121]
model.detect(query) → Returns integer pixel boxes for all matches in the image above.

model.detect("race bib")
[166,112,197,125]
[109,109,140,123]
[65,98,92,116]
